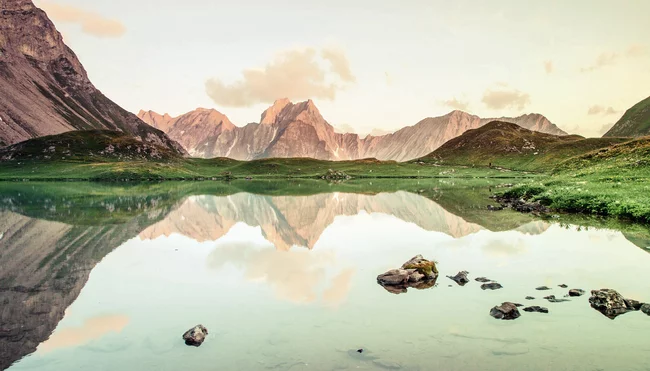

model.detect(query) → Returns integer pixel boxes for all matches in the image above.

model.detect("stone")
[447,271,470,286]
[641,304,650,315]
[481,282,503,290]
[523,306,549,313]
[182,325,208,346]
[525,296,535,300]
[475,277,492,282]
[624,298,643,311]
[490,302,521,320]
[535,286,551,291]
[487,205,503,211]
[558,284,568,288]
[376,255,438,294]
[588,289,634,319]
[544,295,570,303]
[568,289,585,297]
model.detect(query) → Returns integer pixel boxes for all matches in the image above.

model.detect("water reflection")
[0,181,649,371]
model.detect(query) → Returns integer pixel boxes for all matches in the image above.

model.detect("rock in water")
[558,284,568,288]
[523,306,549,313]
[525,296,535,300]
[475,277,492,282]
[481,282,503,290]
[568,289,585,297]
[588,289,636,319]
[535,286,551,291]
[183,325,208,346]
[376,255,438,294]
[447,271,470,286]
[641,304,650,316]
[490,302,521,320]
[544,295,570,303]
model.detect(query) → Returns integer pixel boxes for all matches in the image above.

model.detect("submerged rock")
[558,284,568,288]
[447,271,470,286]
[475,277,492,283]
[525,296,535,300]
[347,348,379,361]
[568,289,585,297]
[588,289,637,319]
[544,295,570,303]
[182,325,208,346]
[490,302,521,320]
[535,286,552,291]
[523,306,549,313]
[481,282,503,290]
[377,255,438,294]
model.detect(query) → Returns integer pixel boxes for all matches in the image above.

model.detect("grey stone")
[523,306,549,313]
[490,302,521,320]
[447,271,470,286]
[588,289,632,319]
[183,324,208,346]
[568,289,585,297]
[481,282,503,290]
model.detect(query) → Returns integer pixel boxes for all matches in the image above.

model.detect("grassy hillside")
[417,121,627,171]
[604,95,650,138]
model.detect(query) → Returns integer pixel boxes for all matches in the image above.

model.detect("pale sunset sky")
[35,0,650,137]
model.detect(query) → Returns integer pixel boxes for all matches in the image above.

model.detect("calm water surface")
[1,181,649,370]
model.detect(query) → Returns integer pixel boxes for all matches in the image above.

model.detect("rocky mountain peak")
[260,98,292,124]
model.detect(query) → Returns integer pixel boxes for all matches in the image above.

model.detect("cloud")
[321,47,355,83]
[205,47,355,107]
[39,314,129,353]
[544,60,554,74]
[587,105,618,116]
[333,123,356,134]
[39,1,126,38]
[580,45,647,72]
[481,86,531,111]
[440,97,469,111]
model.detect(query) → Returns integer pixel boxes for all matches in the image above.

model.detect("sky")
[35,0,650,137]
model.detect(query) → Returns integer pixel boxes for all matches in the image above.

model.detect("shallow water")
[1,181,649,371]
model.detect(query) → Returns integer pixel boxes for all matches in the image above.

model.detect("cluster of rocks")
[588,289,649,319]
[376,255,438,294]
[496,197,549,213]
[321,169,352,180]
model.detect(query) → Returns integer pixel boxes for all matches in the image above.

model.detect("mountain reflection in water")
[1,181,648,371]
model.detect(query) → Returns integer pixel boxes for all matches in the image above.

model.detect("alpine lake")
[1,179,649,371]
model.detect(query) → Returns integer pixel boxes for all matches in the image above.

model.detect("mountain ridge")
[139,100,567,161]
[603,95,650,138]
[0,0,184,155]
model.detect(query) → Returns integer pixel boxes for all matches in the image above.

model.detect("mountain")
[139,101,567,161]
[0,130,184,162]
[419,121,626,170]
[0,0,184,154]
[603,95,650,138]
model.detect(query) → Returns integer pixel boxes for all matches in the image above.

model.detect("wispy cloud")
[39,1,126,38]
[440,97,469,111]
[580,45,647,72]
[205,47,355,107]
[544,60,554,74]
[481,85,531,111]
[587,105,618,115]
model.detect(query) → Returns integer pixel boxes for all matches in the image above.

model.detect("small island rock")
[523,306,549,313]
[588,289,636,319]
[568,289,585,297]
[183,325,208,346]
[481,282,503,290]
[447,271,470,286]
[490,302,521,320]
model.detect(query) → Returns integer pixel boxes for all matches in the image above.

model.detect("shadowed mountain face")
[139,100,566,161]
[0,0,184,154]
[603,95,650,138]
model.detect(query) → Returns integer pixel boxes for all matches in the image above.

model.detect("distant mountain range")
[603,95,650,138]
[0,0,184,154]
[139,99,567,161]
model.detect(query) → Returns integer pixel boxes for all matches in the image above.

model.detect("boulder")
[490,302,521,320]
[568,289,585,297]
[481,282,503,290]
[182,324,208,346]
[523,306,549,313]
[588,289,634,319]
[376,255,438,294]
[447,271,470,286]
[641,304,650,316]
